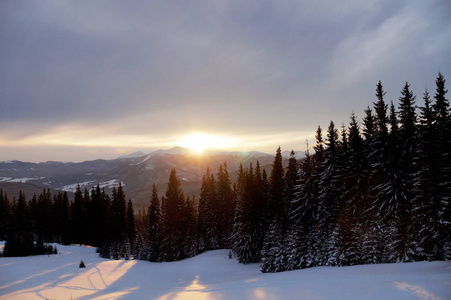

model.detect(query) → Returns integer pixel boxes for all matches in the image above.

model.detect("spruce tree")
[216,163,235,248]
[318,121,341,265]
[0,189,9,241]
[285,150,300,228]
[71,185,87,244]
[391,82,418,262]
[431,72,451,259]
[111,184,127,242]
[184,195,198,258]
[414,89,439,260]
[37,189,53,243]
[161,168,186,261]
[269,147,286,228]
[126,199,135,249]
[148,184,161,261]
[233,163,265,264]
[4,191,33,256]
[198,168,219,250]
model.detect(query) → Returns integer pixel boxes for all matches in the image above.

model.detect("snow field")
[0,243,450,299]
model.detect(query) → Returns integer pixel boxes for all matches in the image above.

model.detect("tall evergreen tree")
[431,72,451,259]
[148,184,161,261]
[415,89,439,260]
[36,189,53,243]
[126,199,135,249]
[161,168,186,261]
[269,147,287,228]
[4,191,33,256]
[53,192,71,245]
[110,184,127,242]
[233,163,266,264]
[285,150,300,228]
[390,81,418,262]
[89,185,110,247]
[183,195,198,258]
[216,163,235,248]
[0,189,10,241]
[71,185,87,244]
[318,121,341,265]
[198,168,219,251]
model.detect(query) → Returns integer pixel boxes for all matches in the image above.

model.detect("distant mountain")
[0,147,297,209]
[117,151,146,159]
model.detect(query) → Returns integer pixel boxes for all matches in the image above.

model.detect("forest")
[1,72,449,273]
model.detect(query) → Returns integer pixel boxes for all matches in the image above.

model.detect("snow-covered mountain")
[117,151,146,159]
[0,147,281,208]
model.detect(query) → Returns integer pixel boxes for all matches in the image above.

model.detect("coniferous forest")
[1,73,450,273]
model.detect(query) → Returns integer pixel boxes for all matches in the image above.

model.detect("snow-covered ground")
[1,243,450,300]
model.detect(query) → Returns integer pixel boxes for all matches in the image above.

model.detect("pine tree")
[415,89,439,260]
[363,106,375,140]
[71,185,87,244]
[216,163,235,248]
[261,219,285,272]
[369,81,394,263]
[110,184,127,242]
[161,168,186,261]
[391,81,418,262]
[184,195,198,258]
[374,81,389,137]
[54,192,71,245]
[269,147,287,229]
[89,185,110,247]
[148,184,161,261]
[389,101,398,134]
[318,121,341,265]
[233,163,265,264]
[36,189,53,243]
[288,143,314,269]
[198,168,219,251]
[285,150,300,229]
[132,234,145,260]
[126,199,135,249]
[431,72,451,259]
[0,189,10,241]
[307,125,327,267]
[4,191,33,256]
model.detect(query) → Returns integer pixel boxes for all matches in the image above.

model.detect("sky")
[1,0,450,162]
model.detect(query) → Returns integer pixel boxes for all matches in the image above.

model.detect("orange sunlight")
[178,133,237,154]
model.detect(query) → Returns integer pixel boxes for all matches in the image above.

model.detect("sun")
[178,133,234,154]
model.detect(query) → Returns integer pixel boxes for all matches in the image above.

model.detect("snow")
[118,151,146,159]
[1,243,450,300]
[98,179,123,189]
[0,177,42,183]
[137,154,152,165]
[59,180,123,193]
[59,181,95,193]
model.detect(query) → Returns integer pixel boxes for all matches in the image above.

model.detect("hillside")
[0,243,450,299]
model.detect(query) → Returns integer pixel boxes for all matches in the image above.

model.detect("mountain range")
[0,147,304,209]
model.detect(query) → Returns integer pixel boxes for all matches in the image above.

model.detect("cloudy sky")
[1,0,450,162]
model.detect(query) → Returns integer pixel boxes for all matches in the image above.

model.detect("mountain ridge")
[0,147,303,208]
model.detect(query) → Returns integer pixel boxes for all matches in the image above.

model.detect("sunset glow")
[0,1,448,163]
[178,133,236,154]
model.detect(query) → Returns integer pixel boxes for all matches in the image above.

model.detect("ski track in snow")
[0,243,450,299]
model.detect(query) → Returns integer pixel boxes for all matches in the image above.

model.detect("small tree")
[79,260,86,268]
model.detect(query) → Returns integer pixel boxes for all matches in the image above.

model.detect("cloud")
[0,0,450,162]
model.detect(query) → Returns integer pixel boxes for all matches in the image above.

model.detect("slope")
[0,243,450,299]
